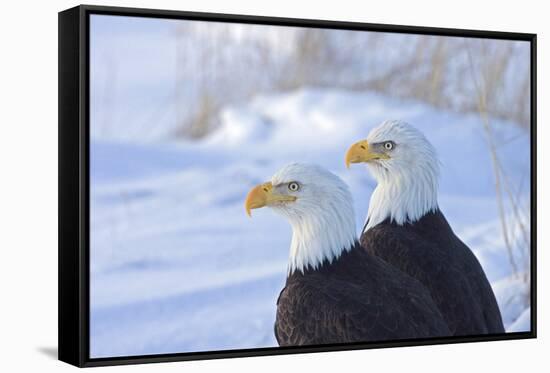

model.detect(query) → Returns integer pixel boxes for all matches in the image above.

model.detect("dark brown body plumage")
[361,209,504,335]
[275,242,451,346]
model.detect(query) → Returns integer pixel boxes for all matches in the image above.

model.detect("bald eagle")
[345,120,505,335]
[245,163,450,346]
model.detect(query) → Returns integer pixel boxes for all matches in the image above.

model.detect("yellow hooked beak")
[245,182,297,217]
[345,140,390,168]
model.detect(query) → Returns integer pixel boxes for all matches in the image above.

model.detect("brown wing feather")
[275,253,451,346]
[361,211,504,335]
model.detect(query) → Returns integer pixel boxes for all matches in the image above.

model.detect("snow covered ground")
[89,89,531,358]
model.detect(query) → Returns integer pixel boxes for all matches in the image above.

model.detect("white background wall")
[0,0,547,371]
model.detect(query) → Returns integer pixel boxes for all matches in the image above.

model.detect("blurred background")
[89,15,531,358]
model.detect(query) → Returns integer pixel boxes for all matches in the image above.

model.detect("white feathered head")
[245,163,356,274]
[345,120,440,231]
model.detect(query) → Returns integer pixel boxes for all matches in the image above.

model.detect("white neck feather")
[268,163,358,276]
[364,156,439,233]
[285,188,356,276]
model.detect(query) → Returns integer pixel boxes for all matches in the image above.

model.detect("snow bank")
[90,88,531,357]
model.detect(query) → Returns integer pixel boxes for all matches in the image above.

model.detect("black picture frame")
[58,4,537,368]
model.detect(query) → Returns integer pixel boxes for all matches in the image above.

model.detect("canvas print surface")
[89,14,532,358]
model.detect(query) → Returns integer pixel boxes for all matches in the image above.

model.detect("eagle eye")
[384,141,394,150]
[288,182,300,192]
